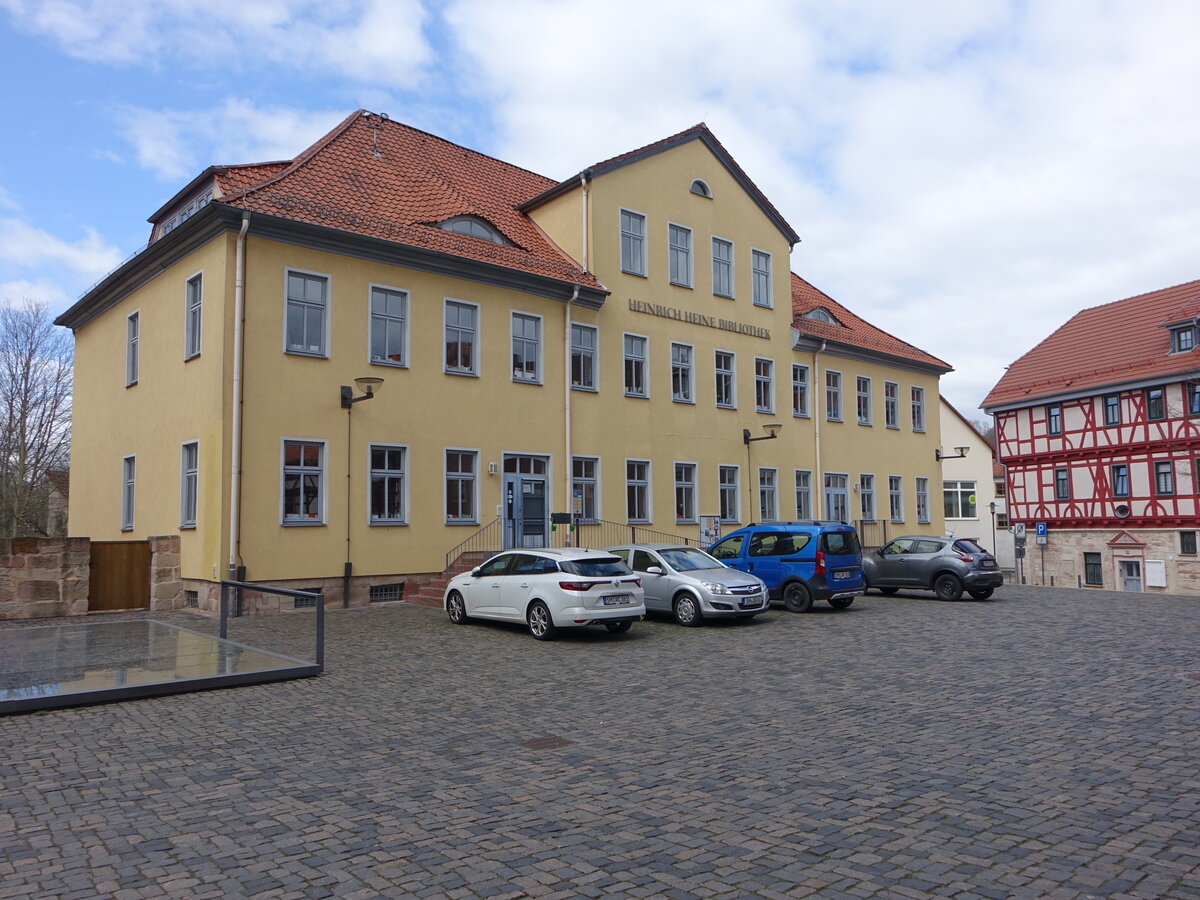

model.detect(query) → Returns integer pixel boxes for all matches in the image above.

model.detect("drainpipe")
[580,171,590,273]
[813,339,826,519]
[228,211,251,583]
[564,284,580,545]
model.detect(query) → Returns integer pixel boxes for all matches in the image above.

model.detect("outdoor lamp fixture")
[340,376,384,408]
[743,423,782,444]
[935,446,970,461]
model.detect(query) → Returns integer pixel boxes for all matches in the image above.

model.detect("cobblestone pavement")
[2,583,1200,899]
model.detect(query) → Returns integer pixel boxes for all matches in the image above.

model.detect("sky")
[2,0,1198,420]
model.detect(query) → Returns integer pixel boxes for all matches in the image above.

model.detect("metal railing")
[568,520,703,549]
[219,580,324,671]
[444,518,503,569]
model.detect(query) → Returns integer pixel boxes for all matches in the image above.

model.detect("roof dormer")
[438,215,509,245]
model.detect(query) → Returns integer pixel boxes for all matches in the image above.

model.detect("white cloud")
[1,0,433,84]
[0,219,123,279]
[0,279,71,308]
[117,101,348,181]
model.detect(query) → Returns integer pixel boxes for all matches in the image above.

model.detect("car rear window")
[953,539,986,554]
[560,557,631,577]
[820,530,862,555]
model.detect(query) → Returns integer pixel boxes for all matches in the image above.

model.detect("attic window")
[1170,325,1196,354]
[440,215,507,245]
[690,179,712,198]
[154,186,214,241]
[803,307,843,326]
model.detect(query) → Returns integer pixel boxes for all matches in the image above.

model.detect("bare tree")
[0,299,72,536]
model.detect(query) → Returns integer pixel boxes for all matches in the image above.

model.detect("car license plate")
[602,595,630,605]
[834,571,852,580]
[739,597,760,608]
[982,560,996,568]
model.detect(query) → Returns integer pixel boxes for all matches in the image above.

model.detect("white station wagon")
[444,548,645,640]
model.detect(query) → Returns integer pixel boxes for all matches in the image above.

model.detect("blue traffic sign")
[1035,522,1048,537]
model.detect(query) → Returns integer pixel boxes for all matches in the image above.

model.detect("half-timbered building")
[982,279,1200,594]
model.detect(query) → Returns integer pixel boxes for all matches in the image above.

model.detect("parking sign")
[1036,522,1048,537]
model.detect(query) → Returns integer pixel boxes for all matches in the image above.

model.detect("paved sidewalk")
[2,584,1199,899]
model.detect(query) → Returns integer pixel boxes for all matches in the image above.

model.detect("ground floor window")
[888,475,903,523]
[369,444,406,524]
[719,465,739,523]
[916,476,930,524]
[1182,531,1198,555]
[675,463,696,523]
[445,450,477,523]
[759,468,778,522]
[943,480,976,518]
[1083,552,1103,586]
[627,459,650,523]
[572,456,599,522]
[824,473,848,523]
[795,470,812,519]
[283,440,324,524]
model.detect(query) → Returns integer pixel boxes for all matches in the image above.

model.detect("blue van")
[707,521,865,612]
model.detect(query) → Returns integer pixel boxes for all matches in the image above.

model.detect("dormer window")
[1171,325,1196,353]
[440,215,507,244]
[802,307,843,326]
[690,179,712,198]
[154,186,214,241]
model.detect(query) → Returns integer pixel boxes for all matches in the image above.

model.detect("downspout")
[813,339,826,519]
[564,284,580,545]
[228,211,250,582]
[580,171,590,274]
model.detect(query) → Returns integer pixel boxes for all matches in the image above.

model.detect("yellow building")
[55,111,951,609]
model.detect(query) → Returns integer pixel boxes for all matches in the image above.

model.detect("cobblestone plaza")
[2,585,1198,898]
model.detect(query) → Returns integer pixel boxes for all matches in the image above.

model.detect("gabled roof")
[520,124,801,247]
[791,273,952,372]
[982,278,1200,409]
[202,110,603,289]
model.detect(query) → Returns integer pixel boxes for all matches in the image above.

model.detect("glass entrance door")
[503,455,549,548]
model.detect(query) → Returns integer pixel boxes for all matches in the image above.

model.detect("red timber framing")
[996,380,1200,529]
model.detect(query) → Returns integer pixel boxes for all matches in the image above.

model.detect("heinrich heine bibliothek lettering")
[628,299,771,340]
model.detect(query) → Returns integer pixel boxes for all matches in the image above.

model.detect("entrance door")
[1119,560,1142,592]
[503,455,549,548]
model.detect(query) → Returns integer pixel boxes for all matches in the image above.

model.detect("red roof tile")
[215,162,290,195]
[217,111,601,289]
[982,278,1200,408]
[791,273,952,370]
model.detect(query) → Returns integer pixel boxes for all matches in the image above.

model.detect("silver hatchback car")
[604,543,768,626]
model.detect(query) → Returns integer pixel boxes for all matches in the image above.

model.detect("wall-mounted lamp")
[340,376,384,408]
[935,446,969,461]
[743,423,782,444]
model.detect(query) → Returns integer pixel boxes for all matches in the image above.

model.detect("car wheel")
[876,587,899,596]
[782,582,813,613]
[604,621,632,633]
[527,600,558,641]
[446,591,468,624]
[673,593,703,627]
[968,587,995,601]
[934,574,964,601]
[828,596,854,609]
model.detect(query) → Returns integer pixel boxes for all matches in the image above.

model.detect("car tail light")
[955,553,974,562]
[621,577,641,588]
[558,580,595,592]
[815,550,826,575]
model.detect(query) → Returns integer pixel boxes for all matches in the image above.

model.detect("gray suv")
[863,536,1003,600]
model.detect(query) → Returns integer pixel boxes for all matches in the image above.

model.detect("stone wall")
[1021,527,1200,595]
[0,537,91,619]
[149,535,183,611]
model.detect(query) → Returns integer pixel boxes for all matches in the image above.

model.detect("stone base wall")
[1019,527,1200,595]
[183,571,432,618]
[0,537,91,619]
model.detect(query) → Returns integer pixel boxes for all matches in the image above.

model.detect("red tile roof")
[982,278,1200,408]
[212,111,601,289]
[791,273,952,370]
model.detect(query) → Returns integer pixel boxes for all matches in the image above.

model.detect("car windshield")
[953,539,987,555]
[658,547,721,571]
[560,557,631,577]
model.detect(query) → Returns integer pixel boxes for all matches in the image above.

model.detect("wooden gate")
[89,541,151,612]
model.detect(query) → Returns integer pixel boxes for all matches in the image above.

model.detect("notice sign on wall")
[1145,560,1167,588]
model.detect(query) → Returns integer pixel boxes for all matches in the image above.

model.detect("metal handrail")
[444,518,503,569]
[219,580,324,671]
[568,519,704,549]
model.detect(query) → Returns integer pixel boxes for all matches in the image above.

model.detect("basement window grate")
[294,588,321,609]
[184,590,198,608]
[370,583,404,603]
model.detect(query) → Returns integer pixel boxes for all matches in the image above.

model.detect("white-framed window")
[719,465,740,523]
[916,476,930,523]
[1047,403,1062,436]
[759,468,778,522]
[369,444,407,524]
[445,449,478,523]
[126,311,139,386]
[620,209,646,276]
[888,475,904,522]
[444,299,479,375]
[624,333,648,397]
[668,223,692,287]
[671,342,694,403]
[825,370,842,421]
[1154,461,1174,496]
[943,480,977,518]
[712,237,733,297]
[121,455,135,531]
[792,364,809,417]
[859,473,875,521]
[285,270,328,356]
[282,440,326,524]
[184,274,202,360]
[572,456,599,522]
[755,358,774,413]
[884,381,899,429]
[715,350,736,408]
[440,215,505,243]
[751,249,772,307]
[856,376,872,425]
[180,442,198,528]
[1171,325,1196,353]
[626,459,650,523]
[571,323,597,390]
[511,312,542,383]
[911,386,926,432]
[675,462,697,523]
[824,473,849,523]
[795,470,812,519]
[370,285,408,367]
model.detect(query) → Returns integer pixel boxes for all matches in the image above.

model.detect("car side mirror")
[646,566,663,575]
[471,567,483,577]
